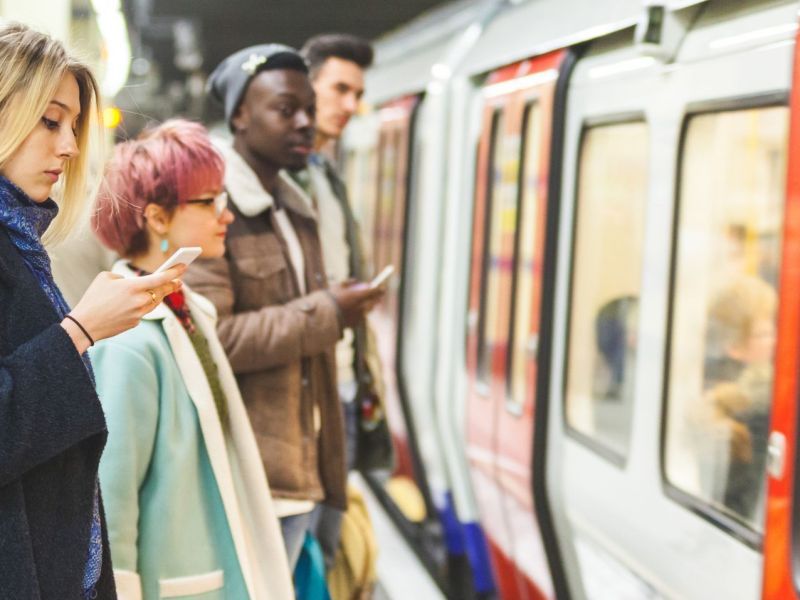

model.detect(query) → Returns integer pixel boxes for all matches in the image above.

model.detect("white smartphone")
[154,246,202,274]
[370,265,395,289]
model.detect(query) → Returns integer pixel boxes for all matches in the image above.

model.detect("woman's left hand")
[62,265,186,352]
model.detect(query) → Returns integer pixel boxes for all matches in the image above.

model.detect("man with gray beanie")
[184,44,383,569]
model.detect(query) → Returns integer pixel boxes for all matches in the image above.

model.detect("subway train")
[339,0,800,598]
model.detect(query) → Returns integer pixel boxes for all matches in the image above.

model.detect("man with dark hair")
[301,34,373,150]
[185,43,383,570]
[294,34,393,583]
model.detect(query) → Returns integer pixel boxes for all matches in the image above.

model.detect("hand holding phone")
[370,265,395,289]
[154,247,202,274]
[331,272,389,328]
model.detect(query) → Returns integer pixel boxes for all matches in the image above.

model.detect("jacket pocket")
[158,570,224,598]
[234,254,292,307]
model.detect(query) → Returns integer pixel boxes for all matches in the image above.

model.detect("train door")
[361,94,456,580]
[763,20,800,600]
[398,83,487,596]
[547,2,797,598]
[465,51,565,600]
[369,95,422,498]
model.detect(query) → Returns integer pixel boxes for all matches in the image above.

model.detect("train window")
[565,121,648,460]
[477,110,521,385]
[664,105,788,533]
[507,103,543,410]
[344,147,379,273]
[375,129,400,275]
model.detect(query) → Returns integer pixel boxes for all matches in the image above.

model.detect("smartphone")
[154,247,202,274]
[370,265,395,289]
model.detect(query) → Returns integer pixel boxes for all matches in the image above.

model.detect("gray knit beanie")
[207,44,308,130]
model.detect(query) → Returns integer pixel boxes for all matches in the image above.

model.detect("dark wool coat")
[0,228,116,599]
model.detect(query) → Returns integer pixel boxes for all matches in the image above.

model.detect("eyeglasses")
[185,191,228,217]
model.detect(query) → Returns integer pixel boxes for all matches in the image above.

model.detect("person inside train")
[89,119,294,600]
[0,22,185,599]
[699,275,776,522]
[292,33,393,576]
[588,295,639,453]
[592,295,639,403]
[183,44,384,569]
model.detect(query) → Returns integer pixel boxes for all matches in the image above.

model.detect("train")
[339,0,800,598]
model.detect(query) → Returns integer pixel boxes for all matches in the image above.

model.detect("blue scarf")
[0,176,70,315]
[0,176,103,596]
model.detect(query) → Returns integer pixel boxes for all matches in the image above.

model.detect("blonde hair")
[707,275,777,350]
[0,22,102,245]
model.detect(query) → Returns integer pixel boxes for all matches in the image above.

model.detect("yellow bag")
[327,486,378,600]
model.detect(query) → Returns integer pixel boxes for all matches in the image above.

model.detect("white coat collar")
[213,138,315,220]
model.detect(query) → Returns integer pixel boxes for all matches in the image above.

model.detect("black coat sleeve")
[0,323,106,487]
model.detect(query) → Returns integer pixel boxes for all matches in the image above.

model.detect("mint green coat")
[91,262,294,600]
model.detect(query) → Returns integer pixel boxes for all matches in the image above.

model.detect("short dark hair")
[301,34,374,78]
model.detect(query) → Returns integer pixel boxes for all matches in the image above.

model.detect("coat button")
[315,272,324,283]
[302,377,310,387]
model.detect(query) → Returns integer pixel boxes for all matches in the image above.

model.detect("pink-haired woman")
[90,119,293,600]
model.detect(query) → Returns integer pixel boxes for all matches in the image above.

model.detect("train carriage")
[341,0,800,598]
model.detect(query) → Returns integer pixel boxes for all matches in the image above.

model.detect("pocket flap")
[159,570,224,598]
[235,255,285,279]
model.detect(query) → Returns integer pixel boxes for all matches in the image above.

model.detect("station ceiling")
[114,0,451,132]
[139,0,448,81]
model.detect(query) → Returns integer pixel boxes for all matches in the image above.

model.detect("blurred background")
[0,0,449,137]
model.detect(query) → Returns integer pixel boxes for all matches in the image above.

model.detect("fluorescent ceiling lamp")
[483,68,558,98]
[588,56,656,80]
[709,23,798,50]
[91,0,131,98]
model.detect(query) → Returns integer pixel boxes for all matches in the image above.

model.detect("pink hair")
[92,119,225,256]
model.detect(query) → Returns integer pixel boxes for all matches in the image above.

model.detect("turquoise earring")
[160,238,169,253]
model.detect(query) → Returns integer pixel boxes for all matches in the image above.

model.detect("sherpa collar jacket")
[183,141,347,511]
[0,227,116,599]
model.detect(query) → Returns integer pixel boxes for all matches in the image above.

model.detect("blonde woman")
[0,23,184,599]
[703,275,776,521]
